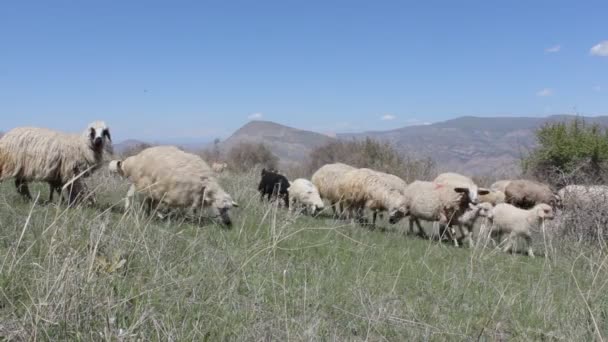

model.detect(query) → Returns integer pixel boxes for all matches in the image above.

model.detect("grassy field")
[0,170,607,341]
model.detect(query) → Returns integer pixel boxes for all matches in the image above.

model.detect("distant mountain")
[220,120,335,163]
[340,115,608,175]
[113,139,150,155]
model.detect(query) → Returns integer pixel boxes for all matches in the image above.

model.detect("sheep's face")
[470,202,494,220]
[536,204,554,220]
[204,189,238,226]
[388,206,408,224]
[108,160,124,176]
[85,121,113,154]
[454,186,490,204]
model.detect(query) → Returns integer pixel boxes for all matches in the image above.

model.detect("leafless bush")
[227,142,279,173]
[303,138,436,182]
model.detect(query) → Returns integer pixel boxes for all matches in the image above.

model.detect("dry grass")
[0,170,607,340]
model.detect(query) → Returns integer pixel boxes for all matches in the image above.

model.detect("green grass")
[0,170,607,340]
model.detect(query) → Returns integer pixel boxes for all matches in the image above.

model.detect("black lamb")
[258,168,290,208]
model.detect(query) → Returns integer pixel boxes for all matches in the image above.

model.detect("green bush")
[524,118,608,187]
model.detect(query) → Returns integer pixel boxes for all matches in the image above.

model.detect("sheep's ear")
[232,201,239,207]
[117,160,122,169]
[468,203,476,210]
[103,129,112,142]
[454,187,469,194]
[478,188,490,195]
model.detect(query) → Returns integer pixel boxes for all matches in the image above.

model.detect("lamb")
[478,190,506,206]
[505,179,560,209]
[288,178,325,215]
[433,172,489,204]
[490,180,511,193]
[402,180,482,247]
[557,184,608,208]
[0,121,113,205]
[311,162,356,217]
[483,203,554,257]
[337,168,407,226]
[212,162,228,173]
[258,168,290,208]
[108,145,238,226]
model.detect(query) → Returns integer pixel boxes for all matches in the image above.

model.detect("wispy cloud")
[545,44,561,53]
[248,112,263,120]
[536,88,553,97]
[590,41,608,56]
[593,85,602,92]
[380,114,396,121]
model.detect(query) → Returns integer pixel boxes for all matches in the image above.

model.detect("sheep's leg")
[414,219,428,239]
[15,179,32,200]
[502,232,517,254]
[125,184,136,211]
[459,224,475,248]
[372,211,378,227]
[524,234,535,258]
[284,193,290,209]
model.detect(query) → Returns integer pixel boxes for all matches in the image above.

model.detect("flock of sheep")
[0,121,606,257]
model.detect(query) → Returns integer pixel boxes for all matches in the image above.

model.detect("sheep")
[288,178,325,215]
[557,184,608,208]
[505,179,560,209]
[433,172,489,204]
[337,168,407,226]
[258,168,290,208]
[490,180,511,193]
[311,163,356,217]
[108,145,238,226]
[478,190,506,206]
[402,180,482,247]
[212,162,228,173]
[0,121,112,205]
[483,203,555,257]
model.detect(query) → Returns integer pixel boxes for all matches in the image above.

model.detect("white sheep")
[434,172,489,204]
[490,180,511,193]
[311,163,356,217]
[478,190,506,206]
[212,162,228,173]
[557,184,608,208]
[402,180,482,247]
[337,168,408,226]
[0,121,112,205]
[109,145,238,226]
[483,203,554,257]
[288,178,325,215]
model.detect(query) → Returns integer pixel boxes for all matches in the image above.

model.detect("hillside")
[340,115,608,175]
[220,120,335,163]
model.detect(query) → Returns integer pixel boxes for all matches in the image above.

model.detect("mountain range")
[115,115,608,176]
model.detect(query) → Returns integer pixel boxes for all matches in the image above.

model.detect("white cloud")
[593,85,602,92]
[380,114,396,121]
[545,44,561,53]
[536,88,553,97]
[590,41,608,56]
[248,112,263,120]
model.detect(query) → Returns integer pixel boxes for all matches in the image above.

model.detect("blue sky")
[0,0,607,142]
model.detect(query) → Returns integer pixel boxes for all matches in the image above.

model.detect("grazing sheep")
[0,121,112,205]
[212,162,228,173]
[311,163,356,216]
[433,172,489,204]
[490,180,511,193]
[478,190,506,206]
[109,145,238,226]
[258,168,290,208]
[484,203,554,257]
[338,168,408,226]
[557,184,608,208]
[403,180,481,247]
[505,179,560,209]
[288,178,325,215]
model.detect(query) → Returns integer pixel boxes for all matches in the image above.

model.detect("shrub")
[227,142,279,172]
[304,137,435,182]
[523,117,608,187]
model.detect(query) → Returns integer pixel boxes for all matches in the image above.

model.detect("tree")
[523,117,608,187]
[227,142,279,172]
